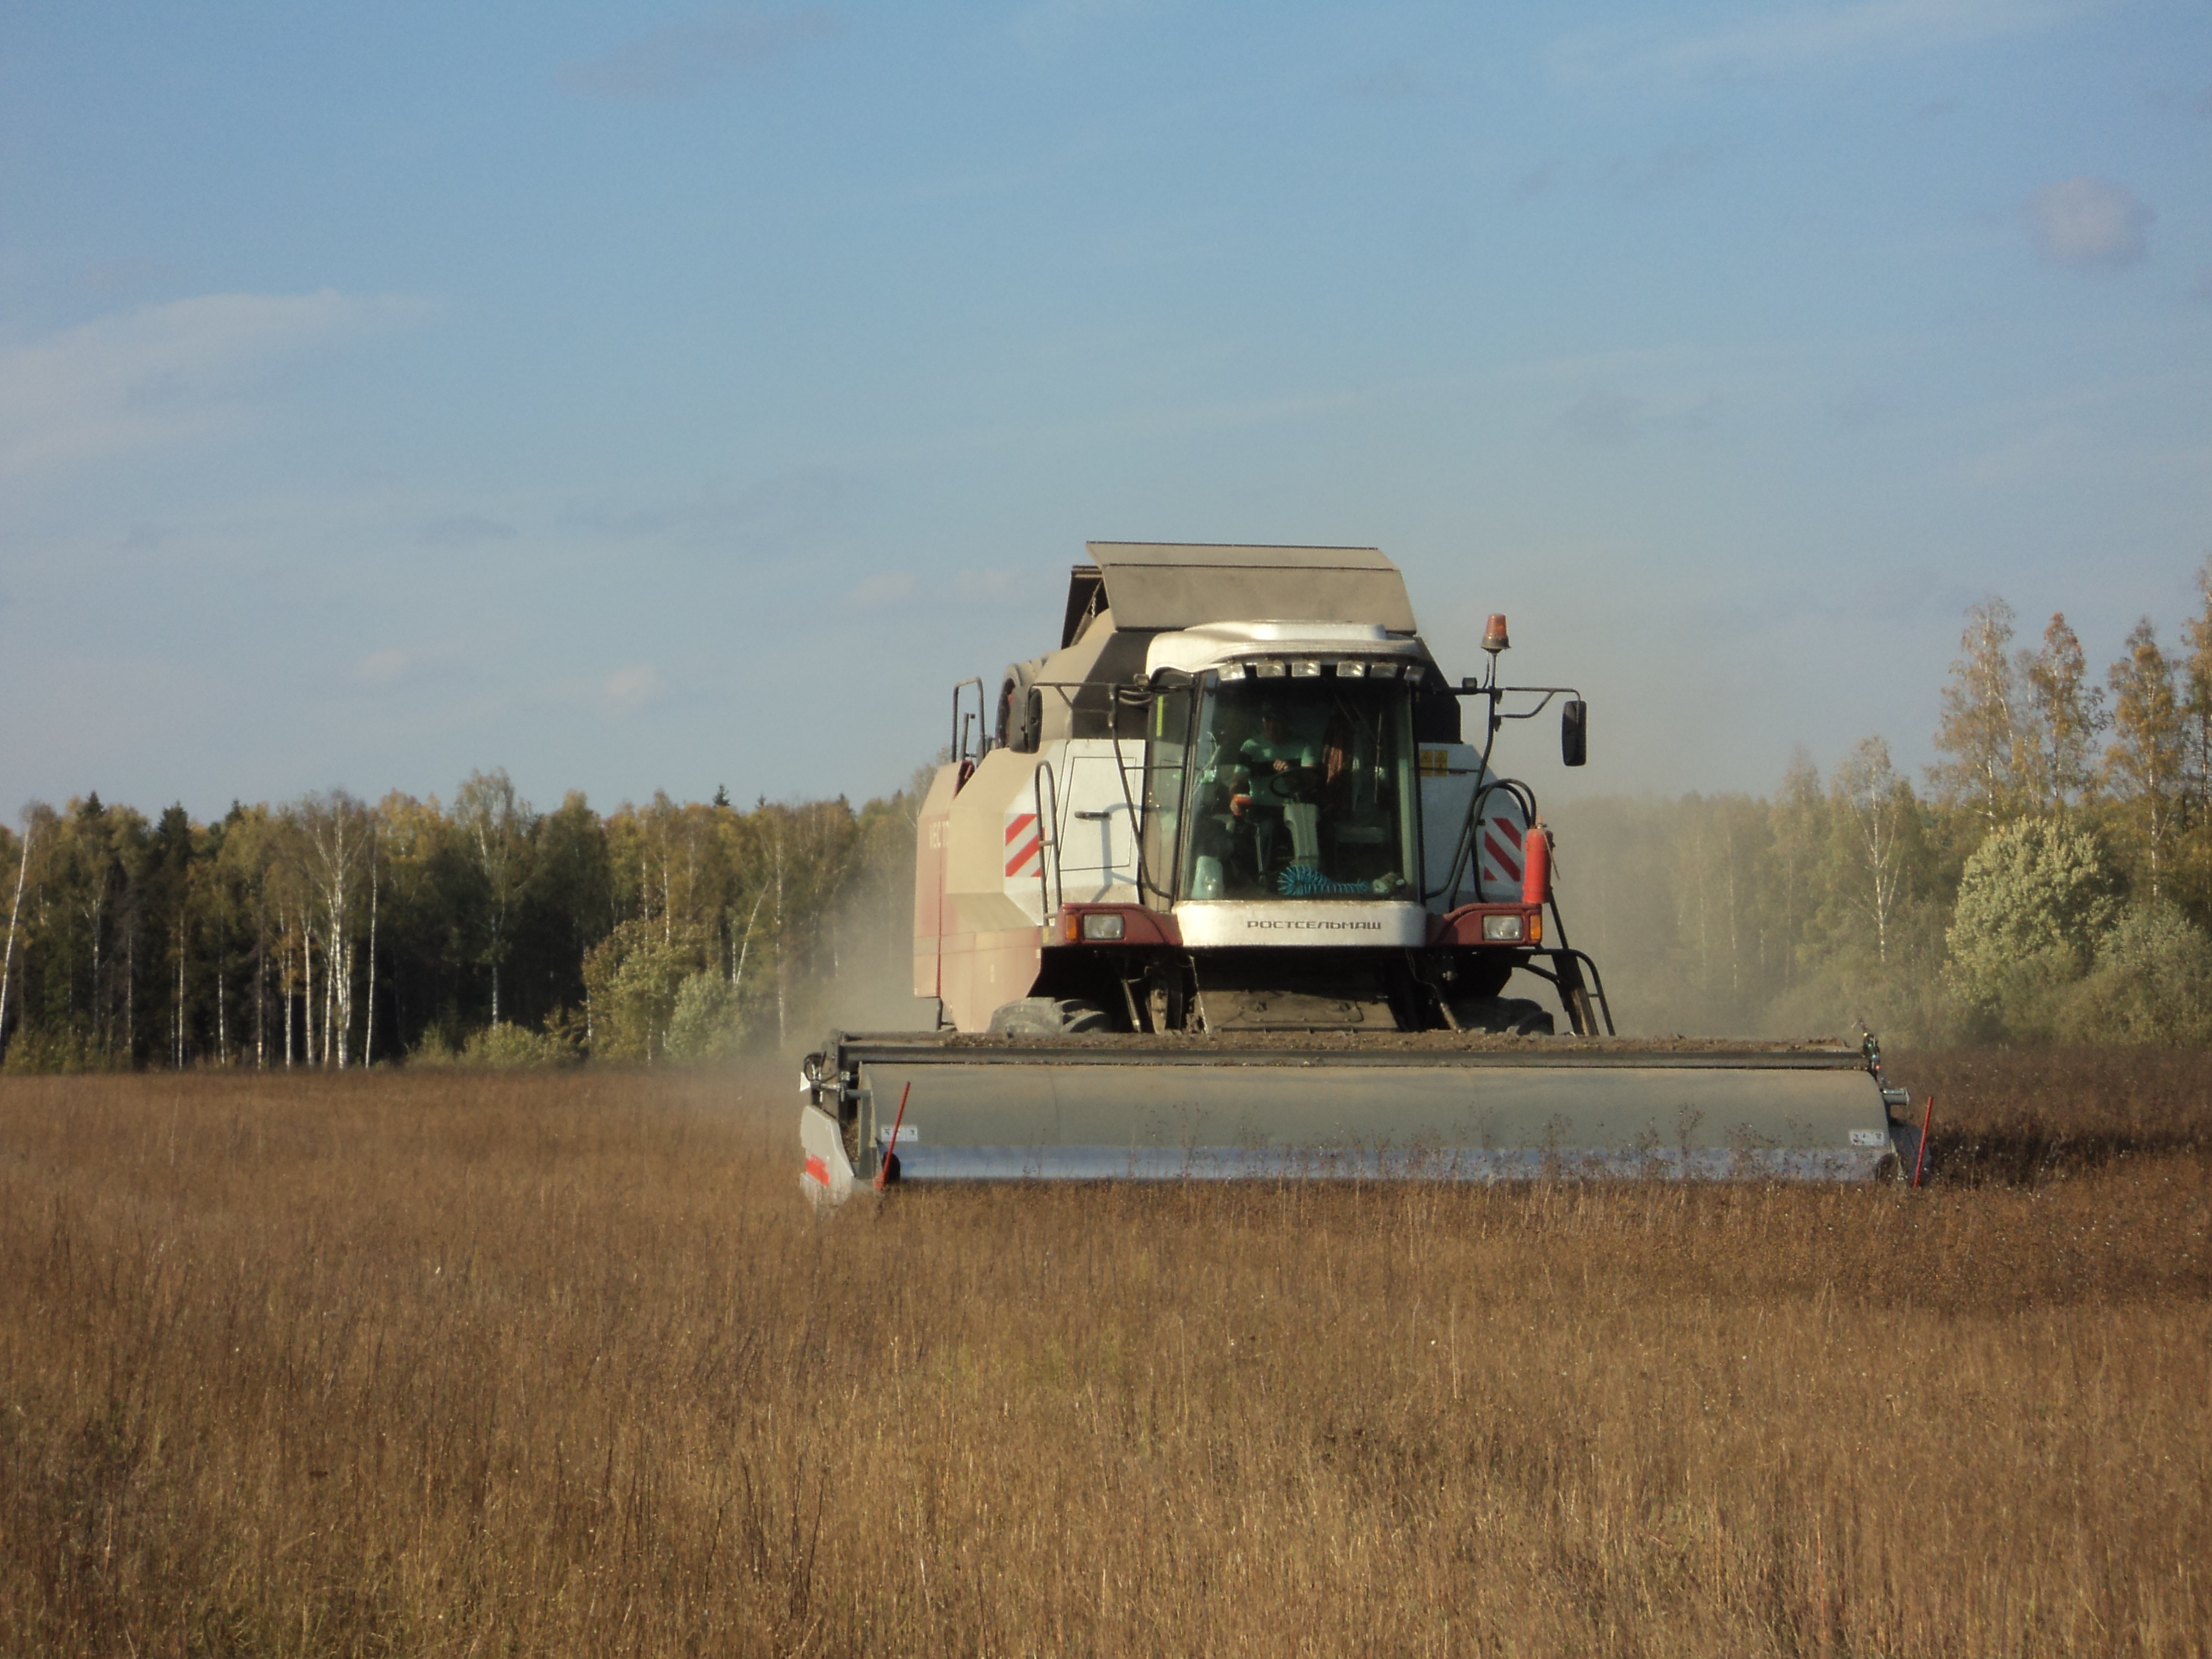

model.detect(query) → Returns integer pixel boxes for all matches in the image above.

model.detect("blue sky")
[3,0,2207,820]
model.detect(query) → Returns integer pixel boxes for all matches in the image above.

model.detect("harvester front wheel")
[1446,995,1556,1037]
[986,997,1115,1036]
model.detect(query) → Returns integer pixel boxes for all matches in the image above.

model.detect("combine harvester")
[801,544,1918,1202]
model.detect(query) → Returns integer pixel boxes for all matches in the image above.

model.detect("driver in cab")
[1231,702,1317,872]
[1234,703,1318,800]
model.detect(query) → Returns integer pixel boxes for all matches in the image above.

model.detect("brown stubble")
[1,1060,2206,1657]
[1886,1047,2212,1185]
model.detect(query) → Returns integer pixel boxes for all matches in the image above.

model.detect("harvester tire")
[987,997,1115,1036]
[1448,996,1556,1037]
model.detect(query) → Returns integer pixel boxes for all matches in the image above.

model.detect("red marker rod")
[873,1080,912,1193]
[1911,1094,1935,1190]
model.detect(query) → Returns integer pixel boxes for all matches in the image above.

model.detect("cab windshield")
[1176,671,1418,902]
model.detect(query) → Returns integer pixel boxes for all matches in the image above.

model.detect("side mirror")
[1561,700,1588,768]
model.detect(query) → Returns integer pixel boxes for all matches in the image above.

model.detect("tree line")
[8,561,2212,1067]
[1559,562,2212,1044]
[0,773,922,1072]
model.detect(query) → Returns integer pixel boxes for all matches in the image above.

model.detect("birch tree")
[2179,557,2212,823]
[363,813,380,1066]
[213,805,280,1067]
[1768,748,1826,983]
[455,769,532,1027]
[1928,598,2022,827]
[1830,737,1917,966]
[0,818,31,1061]
[2017,612,2104,815]
[2105,618,2185,901]
[298,791,372,1067]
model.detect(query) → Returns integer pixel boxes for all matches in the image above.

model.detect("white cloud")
[1553,0,2075,82]
[1550,365,1727,445]
[847,571,915,608]
[1828,384,1903,429]
[1611,140,1723,198]
[956,568,1030,604]
[76,258,164,296]
[352,649,413,685]
[604,665,666,712]
[562,8,836,100]
[1515,161,1559,199]
[1562,389,1644,446]
[1012,0,1146,53]
[1342,61,1426,101]
[2025,176,2154,269]
[566,466,851,548]
[0,290,423,479]
[418,513,518,547]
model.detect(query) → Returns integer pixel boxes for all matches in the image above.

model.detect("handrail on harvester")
[950,677,989,773]
[1032,760,1062,919]
[1518,948,1618,1036]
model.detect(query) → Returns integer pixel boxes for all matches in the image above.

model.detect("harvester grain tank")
[800,543,1918,1199]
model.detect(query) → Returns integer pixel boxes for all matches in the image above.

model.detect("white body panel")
[984,627,1535,933]
[798,1103,855,1206]
[1144,620,1423,679]
[1050,739,1142,904]
[985,739,1145,925]
[1174,900,1431,948]
[1417,743,1531,907]
[1005,739,1529,924]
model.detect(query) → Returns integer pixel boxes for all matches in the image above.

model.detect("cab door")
[1056,747,1140,902]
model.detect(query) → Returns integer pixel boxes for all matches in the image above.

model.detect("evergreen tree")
[1947,818,2120,1039]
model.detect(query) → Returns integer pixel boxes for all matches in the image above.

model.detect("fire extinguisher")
[1522,817,1552,907]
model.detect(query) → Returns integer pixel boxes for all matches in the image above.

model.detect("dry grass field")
[2,1053,2207,1657]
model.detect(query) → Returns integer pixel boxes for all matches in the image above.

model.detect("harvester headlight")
[1335,660,1369,677]
[1252,660,1288,679]
[1481,913,1525,943]
[1079,911,1126,941]
[1369,661,1401,679]
[1291,660,1323,678]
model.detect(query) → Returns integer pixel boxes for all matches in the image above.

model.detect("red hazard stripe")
[1483,831,1522,884]
[1004,811,1037,844]
[1496,818,1522,848]
[1004,834,1042,877]
[804,1155,830,1188]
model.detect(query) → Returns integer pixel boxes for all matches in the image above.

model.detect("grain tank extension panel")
[1082,543,1419,634]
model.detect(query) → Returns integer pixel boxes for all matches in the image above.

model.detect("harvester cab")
[802,544,1921,1199]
